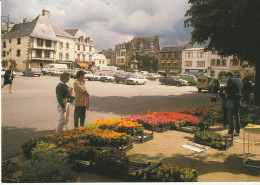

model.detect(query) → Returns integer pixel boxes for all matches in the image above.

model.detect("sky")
[2,0,193,51]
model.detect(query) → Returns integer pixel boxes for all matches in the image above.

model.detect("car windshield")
[31,68,41,71]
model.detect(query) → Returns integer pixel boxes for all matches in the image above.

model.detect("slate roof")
[160,46,185,53]
[51,24,74,39]
[3,15,58,41]
[65,29,88,38]
[93,54,106,60]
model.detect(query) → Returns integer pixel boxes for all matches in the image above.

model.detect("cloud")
[2,0,192,50]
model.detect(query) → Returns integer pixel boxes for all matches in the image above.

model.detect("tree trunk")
[254,62,260,106]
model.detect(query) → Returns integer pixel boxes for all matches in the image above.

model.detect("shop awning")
[76,62,89,68]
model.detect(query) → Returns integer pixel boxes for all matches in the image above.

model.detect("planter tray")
[134,132,154,143]
[117,142,134,152]
[111,161,152,182]
[148,126,171,133]
[195,135,233,150]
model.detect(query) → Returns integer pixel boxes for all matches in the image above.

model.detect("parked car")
[70,68,82,78]
[114,73,131,84]
[125,75,147,85]
[101,73,115,82]
[174,76,189,86]
[145,73,158,80]
[93,72,104,81]
[159,77,182,86]
[1,67,16,77]
[51,69,68,76]
[23,68,43,77]
[85,71,94,81]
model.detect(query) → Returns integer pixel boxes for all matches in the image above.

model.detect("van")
[196,75,214,92]
[42,64,68,75]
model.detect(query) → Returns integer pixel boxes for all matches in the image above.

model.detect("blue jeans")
[227,100,241,134]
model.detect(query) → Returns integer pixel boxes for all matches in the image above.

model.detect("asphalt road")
[1,72,211,160]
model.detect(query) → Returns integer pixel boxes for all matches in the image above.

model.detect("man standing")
[56,72,72,133]
[226,72,243,136]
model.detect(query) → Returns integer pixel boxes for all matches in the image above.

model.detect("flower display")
[90,119,144,136]
[123,112,200,129]
[180,107,212,117]
[22,127,133,160]
[146,163,197,182]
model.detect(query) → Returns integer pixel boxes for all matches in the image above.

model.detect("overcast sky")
[2,0,193,51]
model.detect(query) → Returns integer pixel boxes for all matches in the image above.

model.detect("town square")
[1,0,260,183]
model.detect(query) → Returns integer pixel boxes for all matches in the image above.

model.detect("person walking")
[242,77,253,106]
[56,72,72,133]
[225,72,243,136]
[74,70,88,128]
[219,85,228,129]
[1,65,15,93]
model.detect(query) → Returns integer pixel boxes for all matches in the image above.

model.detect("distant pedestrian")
[242,77,253,106]
[219,85,228,129]
[225,72,243,136]
[74,70,88,128]
[210,79,220,106]
[1,65,15,93]
[55,72,73,133]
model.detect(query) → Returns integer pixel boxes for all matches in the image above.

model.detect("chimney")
[23,18,32,23]
[7,22,15,32]
[42,9,50,19]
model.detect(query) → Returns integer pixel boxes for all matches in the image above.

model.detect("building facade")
[159,46,185,75]
[181,48,209,76]
[2,10,58,71]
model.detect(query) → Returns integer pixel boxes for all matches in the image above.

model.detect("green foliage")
[83,124,99,130]
[146,163,198,182]
[21,142,77,183]
[136,54,158,72]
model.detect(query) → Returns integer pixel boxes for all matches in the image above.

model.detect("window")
[3,41,6,48]
[36,50,42,58]
[59,52,63,59]
[185,61,192,67]
[3,51,6,57]
[78,44,80,50]
[197,52,205,58]
[162,53,165,58]
[59,42,63,49]
[222,59,227,67]
[168,53,171,58]
[17,38,21,45]
[212,50,217,55]
[66,43,69,49]
[46,40,51,47]
[161,62,164,66]
[16,49,21,57]
[175,52,179,58]
[66,53,69,59]
[211,59,215,66]
[83,46,85,51]
[232,59,239,66]
[197,61,205,67]
[45,50,50,58]
[185,52,193,58]
[37,39,43,47]
[99,61,101,64]
[217,59,221,66]
[9,39,11,43]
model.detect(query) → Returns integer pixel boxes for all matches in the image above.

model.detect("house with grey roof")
[64,29,95,69]
[158,46,185,74]
[2,9,58,70]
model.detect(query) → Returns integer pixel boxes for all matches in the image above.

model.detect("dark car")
[23,68,43,77]
[159,77,182,86]
[114,73,131,84]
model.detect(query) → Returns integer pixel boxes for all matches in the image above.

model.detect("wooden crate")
[134,131,154,143]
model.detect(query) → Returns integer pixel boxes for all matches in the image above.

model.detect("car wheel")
[116,81,119,83]
[135,81,138,85]
[38,75,40,77]
[88,79,91,81]
[198,88,202,92]
[143,81,146,85]
[23,72,25,76]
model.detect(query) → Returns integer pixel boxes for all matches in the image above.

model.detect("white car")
[100,73,115,82]
[93,72,103,81]
[85,71,94,81]
[52,69,67,76]
[125,75,147,85]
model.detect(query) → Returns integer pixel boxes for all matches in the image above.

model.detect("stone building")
[158,46,185,75]
[2,10,58,70]
[115,35,160,72]
[100,48,113,65]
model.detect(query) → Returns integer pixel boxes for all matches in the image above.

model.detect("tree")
[184,0,260,105]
